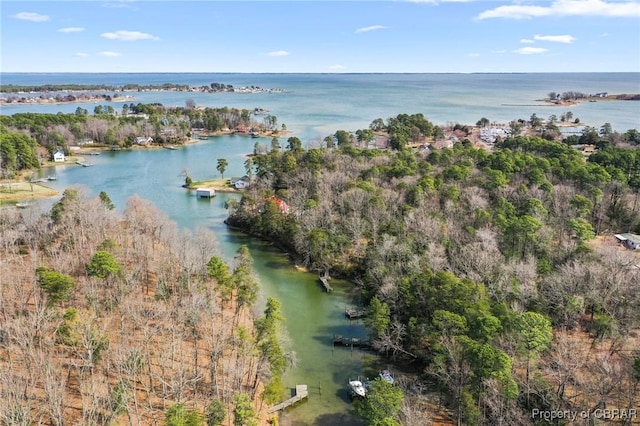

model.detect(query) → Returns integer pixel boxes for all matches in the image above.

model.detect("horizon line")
[2,71,639,75]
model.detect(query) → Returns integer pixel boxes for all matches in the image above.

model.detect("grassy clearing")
[188,178,240,193]
[0,181,59,204]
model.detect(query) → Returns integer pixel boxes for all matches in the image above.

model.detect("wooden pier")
[267,385,308,413]
[345,308,365,319]
[333,335,371,349]
[319,276,333,292]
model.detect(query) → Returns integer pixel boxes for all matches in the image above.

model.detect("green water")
[221,233,370,425]
[35,140,373,424]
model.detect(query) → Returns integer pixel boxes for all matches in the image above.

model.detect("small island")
[0,82,285,105]
[541,90,640,105]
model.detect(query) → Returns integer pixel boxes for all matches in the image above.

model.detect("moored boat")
[348,378,366,398]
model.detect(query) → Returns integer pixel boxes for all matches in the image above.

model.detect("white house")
[230,176,250,190]
[134,136,153,145]
[234,180,248,189]
[614,233,640,250]
[53,150,65,162]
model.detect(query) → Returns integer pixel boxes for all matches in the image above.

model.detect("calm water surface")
[2,73,639,137]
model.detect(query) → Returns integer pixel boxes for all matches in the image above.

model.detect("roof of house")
[615,233,640,244]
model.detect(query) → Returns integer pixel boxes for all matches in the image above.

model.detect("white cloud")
[534,34,576,43]
[74,52,89,57]
[355,25,388,34]
[58,27,85,33]
[13,12,49,22]
[267,50,289,57]
[520,39,535,43]
[514,47,549,54]
[101,30,159,41]
[468,53,480,57]
[476,0,640,20]
[99,51,122,57]
[329,64,347,70]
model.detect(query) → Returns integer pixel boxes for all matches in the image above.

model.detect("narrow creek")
[35,138,376,424]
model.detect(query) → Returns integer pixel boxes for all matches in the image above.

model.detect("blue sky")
[1,0,639,73]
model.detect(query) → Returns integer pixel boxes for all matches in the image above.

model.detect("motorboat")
[348,379,366,398]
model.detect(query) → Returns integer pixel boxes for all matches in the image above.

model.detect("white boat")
[379,370,394,384]
[15,202,31,209]
[47,176,57,181]
[348,379,366,398]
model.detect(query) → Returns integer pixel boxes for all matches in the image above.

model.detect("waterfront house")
[134,136,153,145]
[234,180,248,189]
[230,176,250,189]
[53,150,65,162]
[266,196,290,214]
[614,233,640,250]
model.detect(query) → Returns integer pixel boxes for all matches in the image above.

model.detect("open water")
[2,73,639,137]
[2,73,639,425]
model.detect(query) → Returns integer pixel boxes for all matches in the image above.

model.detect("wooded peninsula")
[1,105,639,425]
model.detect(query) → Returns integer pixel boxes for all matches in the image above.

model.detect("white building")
[614,233,640,250]
[196,188,216,198]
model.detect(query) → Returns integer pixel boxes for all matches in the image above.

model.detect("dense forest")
[2,106,639,424]
[0,187,292,425]
[0,104,282,179]
[227,114,640,425]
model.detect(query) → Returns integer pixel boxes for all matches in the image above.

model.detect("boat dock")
[267,384,308,413]
[333,335,371,349]
[319,275,333,292]
[345,308,365,319]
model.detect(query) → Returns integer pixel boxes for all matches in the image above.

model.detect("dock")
[319,275,333,292]
[333,335,371,349]
[267,384,308,413]
[345,308,365,319]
